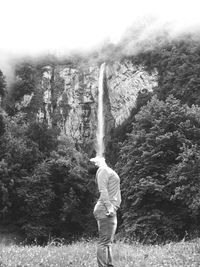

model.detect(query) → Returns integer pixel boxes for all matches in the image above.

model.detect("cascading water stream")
[96,63,106,157]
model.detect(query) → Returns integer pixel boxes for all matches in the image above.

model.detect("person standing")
[90,156,121,267]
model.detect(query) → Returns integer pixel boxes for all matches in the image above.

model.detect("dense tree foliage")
[116,95,200,243]
[133,34,200,106]
[106,89,153,166]
[0,110,96,243]
[0,70,6,98]
[4,64,37,116]
[11,64,36,102]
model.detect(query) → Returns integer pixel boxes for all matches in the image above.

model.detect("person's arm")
[97,168,114,214]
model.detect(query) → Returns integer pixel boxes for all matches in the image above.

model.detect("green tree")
[0,112,43,224]
[11,64,36,102]
[0,108,6,137]
[116,95,200,243]
[48,134,97,239]
[16,162,55,243]
[167,144,200,225]
[26,121,59,156]
[134,35,200,106]
[15,134,96,243]
[0,70,6,98]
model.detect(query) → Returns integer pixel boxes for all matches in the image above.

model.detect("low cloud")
[1,0,200,83]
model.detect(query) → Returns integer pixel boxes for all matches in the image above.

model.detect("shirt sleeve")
[97,168,113,211]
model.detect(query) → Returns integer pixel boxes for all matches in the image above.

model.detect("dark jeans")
[96,215,117,267]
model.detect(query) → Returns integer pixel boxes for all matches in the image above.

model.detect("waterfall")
[96,63,106,157]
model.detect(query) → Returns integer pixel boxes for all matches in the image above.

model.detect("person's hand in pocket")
[106,206,115,217]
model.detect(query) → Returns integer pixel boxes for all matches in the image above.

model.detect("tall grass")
[0,239,200,266]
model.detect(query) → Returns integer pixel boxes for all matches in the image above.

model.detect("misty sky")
[1,0,200,57]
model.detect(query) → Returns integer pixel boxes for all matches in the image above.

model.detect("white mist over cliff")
[0,0,200,81]
[1,0,200,55]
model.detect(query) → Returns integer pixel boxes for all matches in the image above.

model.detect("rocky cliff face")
[16,59,157,154]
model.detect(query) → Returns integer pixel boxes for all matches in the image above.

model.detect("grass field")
[1,238,200,267]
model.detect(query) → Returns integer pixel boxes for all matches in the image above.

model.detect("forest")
[1,33,200,245]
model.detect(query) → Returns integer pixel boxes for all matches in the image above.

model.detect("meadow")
[1,238,200,267]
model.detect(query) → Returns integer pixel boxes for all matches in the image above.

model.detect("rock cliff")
[16,59,157,154]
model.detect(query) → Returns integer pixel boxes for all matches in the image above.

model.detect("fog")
[0,0,200,80]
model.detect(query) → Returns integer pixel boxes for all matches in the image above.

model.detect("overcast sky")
[1,0,200,57]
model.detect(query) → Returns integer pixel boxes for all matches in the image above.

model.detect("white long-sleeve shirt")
[93,165,121,219]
